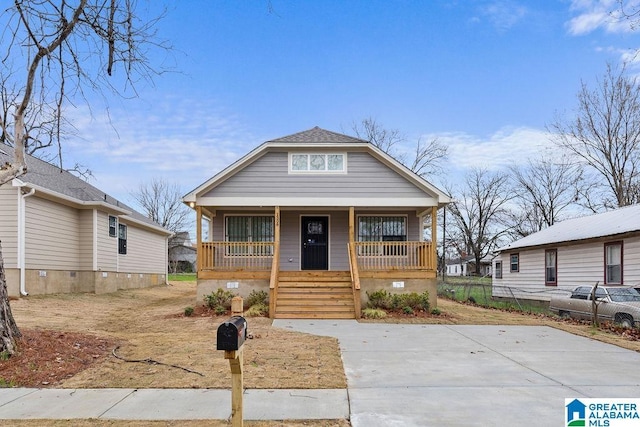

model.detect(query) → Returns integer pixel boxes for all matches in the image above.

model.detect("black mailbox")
[217,316,247,351]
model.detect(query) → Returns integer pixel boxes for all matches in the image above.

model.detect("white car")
[549,285,640,328]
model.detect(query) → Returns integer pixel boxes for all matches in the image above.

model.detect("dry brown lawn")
[3,281,345,390]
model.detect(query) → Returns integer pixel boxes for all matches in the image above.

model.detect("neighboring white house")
[169,231,197,272]
[492,204,640,302]
[0,143,172,297]
[446,256,492,277]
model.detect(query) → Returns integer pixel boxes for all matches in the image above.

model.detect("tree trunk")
[0,240,21,356]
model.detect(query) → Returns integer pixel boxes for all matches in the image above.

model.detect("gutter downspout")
[18,187,36,296]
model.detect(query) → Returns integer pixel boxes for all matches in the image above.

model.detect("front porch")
[195,206,438,318]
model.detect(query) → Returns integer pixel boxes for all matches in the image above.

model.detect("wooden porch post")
[269,206,281,318]
[431,207,438,270]
[196,206,202,274]
[348,207,361,318]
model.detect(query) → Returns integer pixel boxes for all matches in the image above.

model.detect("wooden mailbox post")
[217,297,246,427]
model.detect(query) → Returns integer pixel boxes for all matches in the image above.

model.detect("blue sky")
[61,0,640,208]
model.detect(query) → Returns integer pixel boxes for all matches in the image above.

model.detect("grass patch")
[437,281,548,314]
[168,273,196,282]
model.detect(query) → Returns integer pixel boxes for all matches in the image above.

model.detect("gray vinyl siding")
[78,210,94,270]
[206,151,426,199]
[493,234,640,301]
[0,184,18,267]
[24,196,81,270]
[97,212,118,271]
[279,211,299,271]
[118,222,167,273]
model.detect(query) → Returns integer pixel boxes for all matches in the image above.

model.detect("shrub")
[402,306,414,315]
[184,306,194,317]
[245,303,269,317]
[390,291,430,312]
[431,307,441,316]
[246,290,268,308]
[362,308,387,319]
[366,289,430,313]
[366,289,392,310]
[204,288,236,312]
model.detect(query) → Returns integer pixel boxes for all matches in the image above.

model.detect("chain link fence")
[436,280,569,314]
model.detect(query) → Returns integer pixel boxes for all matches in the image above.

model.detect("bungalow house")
[183,127,450,318]
[0,143,171,297]
[492,204,640,302]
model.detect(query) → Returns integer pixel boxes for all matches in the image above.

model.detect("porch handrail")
[347,242,362,318]
[269,239,280,317]
[199,241,274,271]
[347,242,361,290]
[354,241,433,270]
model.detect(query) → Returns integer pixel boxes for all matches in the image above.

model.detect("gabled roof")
[269,126,368,144]
[497,204,640,252]
[0,143,170,235]
[184,126,451,207]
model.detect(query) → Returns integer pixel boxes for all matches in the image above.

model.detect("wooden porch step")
[274,271,356,319]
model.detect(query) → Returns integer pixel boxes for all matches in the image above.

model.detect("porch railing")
[199,240,433,271]
[200,241,274,271]
[354,241,433,270]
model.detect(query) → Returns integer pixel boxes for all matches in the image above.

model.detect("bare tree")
[508,154,582,237]
[131,178,192,234]
[0,0,166,356]
[446,168,515,275]
[131,178,193,274]
[351,117,448,177]
[550,63,640,210]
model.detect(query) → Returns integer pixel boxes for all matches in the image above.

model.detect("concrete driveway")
[273,320,640,427]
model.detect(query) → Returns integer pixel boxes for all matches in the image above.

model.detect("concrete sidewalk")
[0,387,349,421]
[2,322,640,426]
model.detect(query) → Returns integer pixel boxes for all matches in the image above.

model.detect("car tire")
[558,310,571,319]
[615,313,634,328]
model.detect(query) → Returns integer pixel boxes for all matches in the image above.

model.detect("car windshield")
[607,288,640,302]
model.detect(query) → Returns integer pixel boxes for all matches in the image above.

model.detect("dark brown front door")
[301,216,328,270]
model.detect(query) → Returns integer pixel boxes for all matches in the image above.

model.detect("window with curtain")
[605,242,622,284]
[494,261,502,279]
[545,249,557,285]
[510,253,519,273]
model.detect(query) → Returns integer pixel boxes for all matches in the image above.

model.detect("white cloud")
[567,0,636,35]
[423,126,554,172]
[480,1,528,31]
[63,95,259,204]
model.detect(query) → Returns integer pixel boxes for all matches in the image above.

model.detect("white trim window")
[108,215,117,237]
[289,153,346,173]
[605,241,623,284]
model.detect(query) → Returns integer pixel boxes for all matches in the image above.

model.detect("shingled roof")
[0,143,167,232]
[268,126,368,144]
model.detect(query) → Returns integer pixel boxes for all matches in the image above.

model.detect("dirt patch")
[2,282,345,389]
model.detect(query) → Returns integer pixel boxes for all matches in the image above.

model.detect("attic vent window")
[289,153,346,173]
